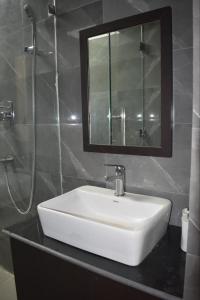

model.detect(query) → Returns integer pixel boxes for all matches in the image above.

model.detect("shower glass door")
[88,21,161,148]
[0,0,61,272]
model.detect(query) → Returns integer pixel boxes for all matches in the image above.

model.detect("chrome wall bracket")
[0,101,15,123]
[48,3,56,16]
[0,155,14,164]
[24,45,53,56]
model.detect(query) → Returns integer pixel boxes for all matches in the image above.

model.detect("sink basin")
[38,186,171,266]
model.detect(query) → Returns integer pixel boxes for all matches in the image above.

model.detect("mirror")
[80,7,172,157]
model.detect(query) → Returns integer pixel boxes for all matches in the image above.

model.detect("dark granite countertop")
[3,217,185,300]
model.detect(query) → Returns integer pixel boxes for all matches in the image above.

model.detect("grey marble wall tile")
[5,124,33,170]
[0,168,12,209]
[35,73,57,124]
[0,25,33,80]
[169,194,189,226]
[0,235,13,272]
[187,220,200,256]
[31,170,61,213]
[22,0,51,25]
[0,55,16,82]
[188,129,200,226]
[57,32,81,71]
[14,71,57,125]
[0,17,55,80]
[184,254,200,300]
[56,0,99,15]
[103,0,192,50]
[62,175,106,194]
[0,127,12,158]
[152,0,192,50]
[0,22,22,39]
[37,17,55,52]
[193,0,200,19]
[58,67,82,123]
[154,124,192,189]
[173,48,193,110]
[102,0,140,22]
[57,1,102,32]
[174,93,193,125]
[0,78,27,127]
[105,125,191,196]
[0,78,20,103]
[0,167,32,204]
[57,1,103,72]
[105,153,186,195]
[173,48,193,124]
[36,124,60,175]
[12,77,32,125]
[184,1,200,298]
[61,124,106,181]
[0,125,32,174]
[193,112,200,128]
[36,56,55,78]
[0,0,22,28]
[0,0,61,273]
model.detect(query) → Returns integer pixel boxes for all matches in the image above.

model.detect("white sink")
[37,186,171,266]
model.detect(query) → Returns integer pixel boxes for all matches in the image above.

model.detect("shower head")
[23,3,35,21]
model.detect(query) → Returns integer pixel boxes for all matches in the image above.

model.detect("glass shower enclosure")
[0,0,61,272]
[88,21,161,148]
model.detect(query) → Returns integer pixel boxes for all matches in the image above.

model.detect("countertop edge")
[3,229,183,300]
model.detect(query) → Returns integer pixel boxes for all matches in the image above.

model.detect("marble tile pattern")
[0,0,62,271]
[0,0,195,281]
[0,266,17,300]
[56,0,193,226]
[184,0,200,299]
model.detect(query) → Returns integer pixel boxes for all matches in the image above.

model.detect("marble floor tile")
[0,267,17,300]
[0,266,10,284]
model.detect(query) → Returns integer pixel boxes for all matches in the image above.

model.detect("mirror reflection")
[88,20,161,147]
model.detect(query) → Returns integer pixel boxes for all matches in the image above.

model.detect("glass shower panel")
[88,34,110,145]
[110,26,143,146]
[0,22,34,270]
[0,0,60,272]
[110,21,161,147]
[143,21,161,147]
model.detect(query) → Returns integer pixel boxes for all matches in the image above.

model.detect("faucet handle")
[104,164,125,171]
[104,164,125,177]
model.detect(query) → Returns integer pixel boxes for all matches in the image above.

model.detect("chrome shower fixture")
[24,46,53,56]
[23,3,36,56]
[24,45,35,55]
[0,155,14,163]
[48,3,56,16]
[0,101,15,122]
[5,2,37,215]
[23,3,35,21]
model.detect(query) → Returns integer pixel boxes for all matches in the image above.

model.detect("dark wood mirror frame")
[80,7,172,157]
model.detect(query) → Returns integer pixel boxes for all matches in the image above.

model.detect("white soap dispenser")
[181,208,189,252]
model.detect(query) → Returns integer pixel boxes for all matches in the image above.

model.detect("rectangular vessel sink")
[38,186,171,266]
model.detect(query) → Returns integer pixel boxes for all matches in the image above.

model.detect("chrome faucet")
[104,164,125,196]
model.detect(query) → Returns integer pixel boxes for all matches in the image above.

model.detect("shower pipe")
[3,4,36,215]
